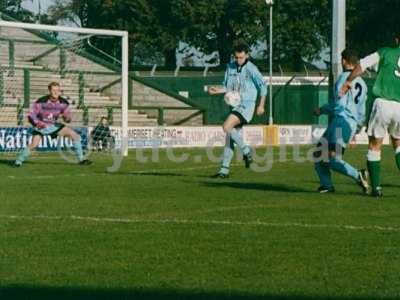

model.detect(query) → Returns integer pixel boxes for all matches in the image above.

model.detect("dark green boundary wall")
[134,77,376,126]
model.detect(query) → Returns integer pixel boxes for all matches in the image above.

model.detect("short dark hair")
[48,82,60,90]
[341,49,359,65]
[233,41,249,54]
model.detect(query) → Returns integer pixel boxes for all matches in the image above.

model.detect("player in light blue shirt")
[320,70,367,130]
[313,49,369,193]
[208,41,267,178]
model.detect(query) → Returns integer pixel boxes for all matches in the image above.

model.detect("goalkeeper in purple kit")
[14,82,92,166]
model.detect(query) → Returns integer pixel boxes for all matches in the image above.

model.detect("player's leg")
[214,127,240,178]
[365,98,392,197]
[222,113,252,167]
[329,149,358,180]
[313,141,334,193]
[15,135,42,166]
[328,148,369,194]
[389,104,400,171]
[223,114,247,153]
[326,117,368,192]
[392,137,400,171]
[326,119,369,193]
[58,126,91,165]
[367,136,383,196]
[313,123,339,192]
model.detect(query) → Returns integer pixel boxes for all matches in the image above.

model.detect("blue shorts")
[320,117,356,149]
[231,100,256,124]
[32,123,65,139]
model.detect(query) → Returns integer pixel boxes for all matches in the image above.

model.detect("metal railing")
[87,37,122,66]
[130,106,205,126]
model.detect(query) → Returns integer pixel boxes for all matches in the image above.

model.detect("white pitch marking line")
[1,214,400,233]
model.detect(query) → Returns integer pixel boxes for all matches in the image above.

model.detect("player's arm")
[28,102,46,128]
[207,67,228,95]
[61,105,72,124]
[314,102,333,116]
[251,66,268,116]
[340,52,380,96]
[207,86,226,95]
[355,111,366,134]
[257,95,266,116]
[355,87,368,134]
[357,100,367,130]
[315,76,344,116]
[350,102,367,148]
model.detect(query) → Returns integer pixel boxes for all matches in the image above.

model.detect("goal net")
[0,19,129,161]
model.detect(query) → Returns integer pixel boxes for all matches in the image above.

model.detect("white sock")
[367,150,381,162]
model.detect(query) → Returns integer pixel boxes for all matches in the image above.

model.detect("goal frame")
[0,20,130,156]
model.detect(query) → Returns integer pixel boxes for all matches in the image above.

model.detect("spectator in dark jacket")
[91,117,114,151]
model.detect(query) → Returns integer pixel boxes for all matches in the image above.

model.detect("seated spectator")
[91,117,114,151]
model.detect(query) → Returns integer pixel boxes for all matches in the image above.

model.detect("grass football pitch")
[1,146,399,300]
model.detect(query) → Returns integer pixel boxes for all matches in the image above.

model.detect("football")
[224,91,241,107]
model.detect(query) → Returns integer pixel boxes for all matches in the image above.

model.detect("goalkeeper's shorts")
[32,123,65,139]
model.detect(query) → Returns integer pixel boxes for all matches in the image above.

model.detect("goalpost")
[0,19,129,157]
[331,0,346,83]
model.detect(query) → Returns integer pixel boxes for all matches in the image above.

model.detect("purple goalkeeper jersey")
[28,95,71,127]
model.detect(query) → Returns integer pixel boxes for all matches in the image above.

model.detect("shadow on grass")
[123,171,185,177]
[201,181,314,193]
[0,285,396,300]
[0,159,80,167]
[382,183,400,189]
[0,159,13,166]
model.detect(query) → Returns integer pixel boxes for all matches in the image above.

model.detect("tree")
[271,0,330,71]
[181,0,330,70]
[0,0,56,25]
[0,0,35,22]
[347,0,400,56]
[49,0,135,65]
[49,0,191,68]
[182,0,266,65]
[48,0,332,70]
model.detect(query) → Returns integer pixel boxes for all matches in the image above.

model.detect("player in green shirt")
[341,32,400,198]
